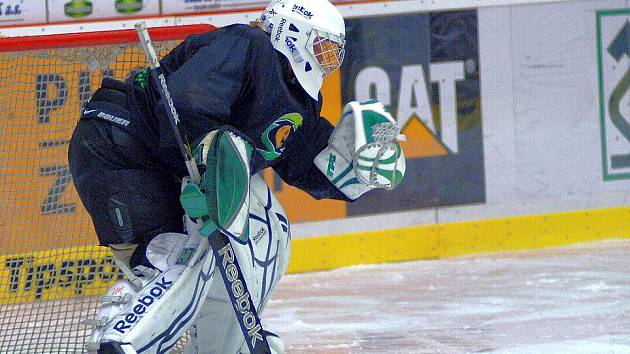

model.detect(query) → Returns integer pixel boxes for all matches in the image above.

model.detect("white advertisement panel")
[451,0,630,227]
[0,1,47,26]
[0,0,625,238]
[162,0,265,14]
[505,0,629,198]
[597,8,630,181]
[47,0,160,22]
[162,0,371,15]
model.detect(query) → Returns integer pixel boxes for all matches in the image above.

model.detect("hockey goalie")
[68,0,406,353]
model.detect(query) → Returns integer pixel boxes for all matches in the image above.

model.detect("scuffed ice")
[264,240,630,353]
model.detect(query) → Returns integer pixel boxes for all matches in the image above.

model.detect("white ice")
[264,240,630,354]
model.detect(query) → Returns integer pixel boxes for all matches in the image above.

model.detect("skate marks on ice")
[265,240,630,354]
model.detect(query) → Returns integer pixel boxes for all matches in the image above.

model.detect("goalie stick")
[134,22,271,354]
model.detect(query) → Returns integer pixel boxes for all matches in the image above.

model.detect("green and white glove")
[315,100,406,200]
[179,129,253,241]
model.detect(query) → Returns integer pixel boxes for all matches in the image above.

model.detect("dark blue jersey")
[141,24,347,201]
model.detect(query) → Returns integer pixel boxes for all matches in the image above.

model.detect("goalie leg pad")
[183,174,290,354]
[90,225,216,353]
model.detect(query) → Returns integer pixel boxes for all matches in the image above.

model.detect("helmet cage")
[307,28,345,76]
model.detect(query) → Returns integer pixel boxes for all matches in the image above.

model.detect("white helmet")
[261,0,346,100]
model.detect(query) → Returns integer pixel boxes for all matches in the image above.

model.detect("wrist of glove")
[315,100,406,200]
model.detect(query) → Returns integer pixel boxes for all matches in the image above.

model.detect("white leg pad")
[90,221,217,353]
[184,174,290,354]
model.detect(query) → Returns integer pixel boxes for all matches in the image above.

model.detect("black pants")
[68,79,183,251]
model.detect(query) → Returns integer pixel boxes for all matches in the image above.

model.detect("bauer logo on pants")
[596,9,630,181]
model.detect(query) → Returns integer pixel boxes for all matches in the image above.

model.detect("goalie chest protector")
[137,25,331,178]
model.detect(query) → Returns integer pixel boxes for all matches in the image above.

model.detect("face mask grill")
[310,29,345,76]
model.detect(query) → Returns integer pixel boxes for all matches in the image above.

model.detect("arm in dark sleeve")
[272,116,351,201]
[159,28,252,142]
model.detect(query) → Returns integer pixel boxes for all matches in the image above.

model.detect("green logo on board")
[115,0,143,14]
[64,0,93,18]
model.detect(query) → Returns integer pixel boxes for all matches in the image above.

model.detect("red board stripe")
[0,24,215,52]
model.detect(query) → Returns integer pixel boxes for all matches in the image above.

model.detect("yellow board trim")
[1,207,628,304]
[287,206,630,273]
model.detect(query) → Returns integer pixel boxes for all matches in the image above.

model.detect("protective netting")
[0,28,200,354]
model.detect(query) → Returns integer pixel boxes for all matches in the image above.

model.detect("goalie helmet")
[261,0,346,100]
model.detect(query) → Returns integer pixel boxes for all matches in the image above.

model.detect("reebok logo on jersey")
[218,243,264,348]
[113,276,173,334]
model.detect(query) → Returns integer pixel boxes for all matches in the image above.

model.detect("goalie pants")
[68,79,184,254]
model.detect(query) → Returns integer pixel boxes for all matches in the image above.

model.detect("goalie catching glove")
[179,128,253,241]
[315,100,406,200]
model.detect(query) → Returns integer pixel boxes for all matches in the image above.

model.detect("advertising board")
[0,0,47,26]
[47,0,160,22]
[161,0,391,15]
[596,8,630,181]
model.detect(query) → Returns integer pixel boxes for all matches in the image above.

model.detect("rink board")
[288,206,630,273]
[0,0,629,304]
[2,205,628,304]
[0,247,119,305]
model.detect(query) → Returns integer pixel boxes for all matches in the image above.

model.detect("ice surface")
[3,240,629,353]
[264,240,630,354]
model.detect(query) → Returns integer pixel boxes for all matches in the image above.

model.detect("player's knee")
[71,160,183,246]
[103,180,183,245]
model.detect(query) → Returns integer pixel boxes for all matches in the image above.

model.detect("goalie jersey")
[132,24,348,201]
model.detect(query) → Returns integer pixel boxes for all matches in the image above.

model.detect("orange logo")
[275,125,293,149]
